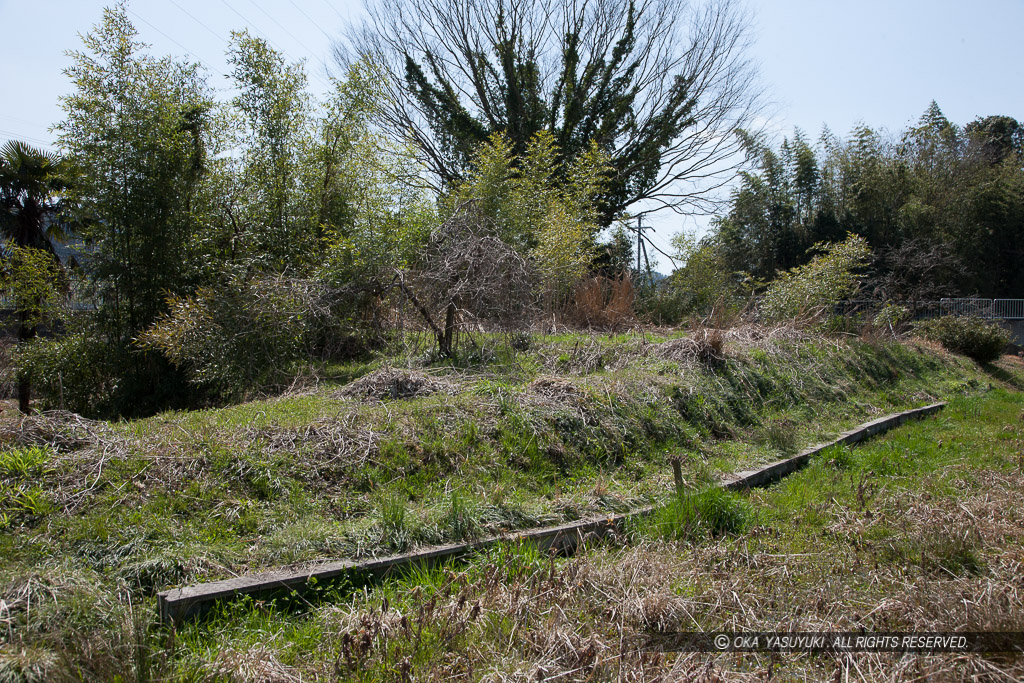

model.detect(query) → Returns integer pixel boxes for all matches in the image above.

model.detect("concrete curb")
[721,402,946,490]
[157,401,945,626]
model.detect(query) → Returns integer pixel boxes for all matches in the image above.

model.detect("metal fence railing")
[940,298,994,318]
[834,299,1024,322]
[993,299,1024,320]
[938,299,1024,320]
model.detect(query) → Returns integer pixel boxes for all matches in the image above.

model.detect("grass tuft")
[651,486,750,540]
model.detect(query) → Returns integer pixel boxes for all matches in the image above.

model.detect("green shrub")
[634,280,691,325]
[0,245,66,329]
[653,487,749,540]
[15,331,117,415]
[636,231,742,324]
[139,274,365,400]
[914,315,1009,362]
[0,338,13,399]
[759,234,871,324]
[16,326,198,418]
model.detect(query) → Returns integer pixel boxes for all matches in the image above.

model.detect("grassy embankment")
[170,367,1024,681]
[0,327,1020,680]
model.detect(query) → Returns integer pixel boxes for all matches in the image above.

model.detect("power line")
[0,128,56,149]
[286,0,334,41]
[219,0,332,89]
[126,7,218,72]
[166,0,230,44]
[248,0,321,55]
[0,115,51,131]
[283,0,340,86]
[248,0,335,89]
[319,0,348,22]
[151,0,333,93]
[219,0,295,64]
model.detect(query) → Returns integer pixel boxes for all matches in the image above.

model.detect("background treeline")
[2,6,637,417]
[5,10,434,417]
[2,3,1021,420]
[715,103,1024,299]
[647,103,1024,324]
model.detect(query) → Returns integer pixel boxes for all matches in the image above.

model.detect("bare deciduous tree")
[399,201,535,356]
[336,0,763,222]
[869,238,967,302]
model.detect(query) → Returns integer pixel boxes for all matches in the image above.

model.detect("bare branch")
[335,0,765,219]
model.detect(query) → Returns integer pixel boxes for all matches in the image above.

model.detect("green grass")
[651,486,750,540]
[143,385,1024,681]
[1,329,1021,680]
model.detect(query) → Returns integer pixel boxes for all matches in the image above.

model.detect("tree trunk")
[441,301,457,357]
[16,310,34,414]
[393,272,453,358]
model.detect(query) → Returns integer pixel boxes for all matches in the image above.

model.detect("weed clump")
[376,493,414,551]
[755,418,798,453]
[819,444,855,469]
[652,487,749,541]
[0,445,53,478]
[0,445,56,527]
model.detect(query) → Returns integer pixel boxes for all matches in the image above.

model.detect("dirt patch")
[1000,351,1024,369]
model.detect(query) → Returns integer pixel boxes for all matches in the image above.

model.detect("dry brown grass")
[0,409,111,451]
[569,275,636,330]
[207,646,302,683]
[526,375,585,404]
[540,337,607,375]
[240,396,1024,682]
[653,327,726,364]
[276,514,1023,681]
[336,366,460,401]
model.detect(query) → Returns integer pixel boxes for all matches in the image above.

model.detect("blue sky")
[1,0,1021,261]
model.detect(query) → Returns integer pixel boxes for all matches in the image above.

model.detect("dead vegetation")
[568,275,636,330]
[217,392,1023,682]
[0,409,111,451]
[652,327,726,364]
[526,375,584,404]
[336,367,461,401]
[0,330,1018,681]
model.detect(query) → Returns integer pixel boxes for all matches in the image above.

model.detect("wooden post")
[671,457,683,495]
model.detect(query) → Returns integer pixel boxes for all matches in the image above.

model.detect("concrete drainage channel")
[158,402,946,627]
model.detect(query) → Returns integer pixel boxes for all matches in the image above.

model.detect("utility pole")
[635,216,653,287]
[636,216,643,275]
